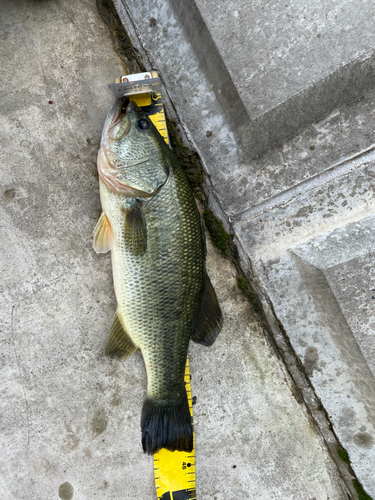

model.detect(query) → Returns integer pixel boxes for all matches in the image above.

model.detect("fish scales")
[94,100,223,454]
[100,166,204,399]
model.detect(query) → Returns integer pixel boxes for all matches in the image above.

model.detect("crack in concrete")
[27,274,66,297]
[11,304,30,446]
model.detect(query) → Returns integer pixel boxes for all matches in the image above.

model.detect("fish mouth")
[107,101,147,141]
[107,102,130,141]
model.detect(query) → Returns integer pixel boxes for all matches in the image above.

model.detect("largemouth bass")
[93,100,223,455]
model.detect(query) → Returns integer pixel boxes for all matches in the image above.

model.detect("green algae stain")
[337,447,350,463]
[237,277,250,295]
[237,277,264,316]
[353,479,373,500]
[336,446,373,499]
[203,209,231,257]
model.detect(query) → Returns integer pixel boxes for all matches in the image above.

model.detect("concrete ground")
[0,0,354,499]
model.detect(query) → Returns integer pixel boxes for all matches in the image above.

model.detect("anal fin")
[93,212,113,254]
[105,311,137,360]
[123,199,147,256]
[191,272,223,346]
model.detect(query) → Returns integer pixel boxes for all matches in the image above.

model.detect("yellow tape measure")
[110,72,196,500]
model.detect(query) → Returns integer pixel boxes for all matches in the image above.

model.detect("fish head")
[98,100,170,197]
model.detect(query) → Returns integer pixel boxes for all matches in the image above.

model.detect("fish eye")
[136,118,150,131]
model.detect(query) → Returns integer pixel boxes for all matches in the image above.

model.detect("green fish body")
[94,100,223,454]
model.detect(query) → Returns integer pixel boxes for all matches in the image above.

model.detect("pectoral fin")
[93,212,113,254]
[105,311,138,360]
[123,199,147,256]
[191,272,223,346]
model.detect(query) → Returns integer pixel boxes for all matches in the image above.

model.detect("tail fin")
[141,391,193,455]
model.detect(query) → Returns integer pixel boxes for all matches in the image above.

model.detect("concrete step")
[172,0,375,157]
